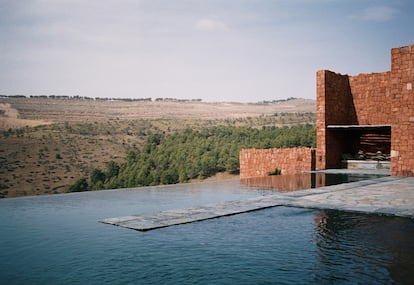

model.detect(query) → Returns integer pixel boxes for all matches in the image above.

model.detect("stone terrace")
[101,176,414,231]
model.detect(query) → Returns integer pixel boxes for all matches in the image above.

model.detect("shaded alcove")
[325,125,391,168]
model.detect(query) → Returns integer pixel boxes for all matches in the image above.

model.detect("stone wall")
[349,72,392,125]
[315,70,327,170]
[316,70,392,168]
[390,45,414,176]
[242,44,414,178]
[316,44,414,176]
[239,147,315,179]
[316,70,358,169]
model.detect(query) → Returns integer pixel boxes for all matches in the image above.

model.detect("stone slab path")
[100,176,414,231]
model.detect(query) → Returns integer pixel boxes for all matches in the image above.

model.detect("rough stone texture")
[390,45,414,176]
[241,44,413,178]
[349,72,392,125]
[317,44,414,176]
[239,147,314,179]
[315,71,326,170]
[316,70,358,169]
[316,70,393,169]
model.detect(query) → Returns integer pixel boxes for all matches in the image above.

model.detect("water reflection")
[314,210,414,284]
[241,173,321,191]
[240,173,384,192]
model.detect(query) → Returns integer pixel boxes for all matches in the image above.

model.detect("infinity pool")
[1,178,413,284]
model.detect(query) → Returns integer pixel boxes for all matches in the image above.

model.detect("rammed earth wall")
[239,148,315,179]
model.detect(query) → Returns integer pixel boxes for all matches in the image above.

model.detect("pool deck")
[101,175,414,231]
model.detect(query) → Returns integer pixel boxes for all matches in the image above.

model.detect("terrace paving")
[100,175,414,231]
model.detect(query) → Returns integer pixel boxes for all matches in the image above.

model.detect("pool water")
[1,179,414,284]
[241,172,387,191]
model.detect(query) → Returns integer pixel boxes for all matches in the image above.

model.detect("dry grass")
[0,98,315,123]
[0,98,315,198]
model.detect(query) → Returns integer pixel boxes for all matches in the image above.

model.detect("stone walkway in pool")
[100,176,414,231]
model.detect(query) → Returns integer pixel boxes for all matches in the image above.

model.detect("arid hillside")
[0,97,315,198]
[0,97,315,124]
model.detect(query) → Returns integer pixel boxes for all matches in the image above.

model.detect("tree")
[225,157,240,174]
[90,168,106,185]
[69,177,89,192]
[160,168,179,184]
[106,161,120,179]
[94,124,316,189]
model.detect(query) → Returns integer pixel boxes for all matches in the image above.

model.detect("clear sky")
[0,0,413,102]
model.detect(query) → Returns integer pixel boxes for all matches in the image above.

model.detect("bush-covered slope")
[82,124,315,191]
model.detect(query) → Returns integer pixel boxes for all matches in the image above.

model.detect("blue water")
[1,179,414,284]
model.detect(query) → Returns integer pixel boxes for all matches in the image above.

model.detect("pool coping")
[100,176,414,231]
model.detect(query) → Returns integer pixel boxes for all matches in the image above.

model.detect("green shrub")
[86,124,314,189]
[69,177,89,192]
[268,168,282,176]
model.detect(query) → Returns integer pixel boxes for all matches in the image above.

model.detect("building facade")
[240,44,414,178]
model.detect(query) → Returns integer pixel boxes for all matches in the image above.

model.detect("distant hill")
[0,97,315,198]
[0,97,315,127]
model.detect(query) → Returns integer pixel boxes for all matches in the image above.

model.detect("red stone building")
[240,44,414,178]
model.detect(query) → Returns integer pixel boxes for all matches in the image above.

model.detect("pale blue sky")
[0,0,413,102]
